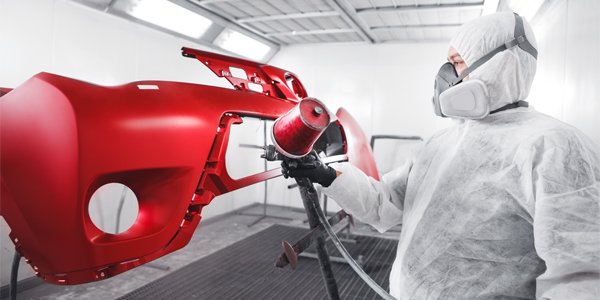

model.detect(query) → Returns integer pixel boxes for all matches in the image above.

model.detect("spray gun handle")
[263,144,311,168]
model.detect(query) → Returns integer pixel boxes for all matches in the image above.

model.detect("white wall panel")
[562,0,600,144]
[529,0,600,145]
[51,1,138,85]
[0,0,55,87]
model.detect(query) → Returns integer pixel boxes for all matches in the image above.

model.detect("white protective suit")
[323,12,600,299]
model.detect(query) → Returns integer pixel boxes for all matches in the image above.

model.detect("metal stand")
[10,251,20,300]
[282,179,394,300]
[244,201,295,227]
[141,263,171,271]
[298,188,332,224]
[297,178,340,300]
[283,179,360,271]
[298,218,363,267]
[239,120,294,227]
[303,182,396,300]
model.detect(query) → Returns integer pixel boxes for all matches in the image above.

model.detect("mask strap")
[490,100,529,114]
[514,13,538,59]
[451,13,538,86]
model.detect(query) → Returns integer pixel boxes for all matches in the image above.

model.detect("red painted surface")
[0,87,12,96]
[0,48,379,285]
[336,108,380,181]
[182,47,307,101]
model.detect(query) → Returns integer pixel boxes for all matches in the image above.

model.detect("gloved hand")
[281,151,338,187]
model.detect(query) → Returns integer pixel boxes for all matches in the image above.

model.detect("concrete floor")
[5,204,399,300]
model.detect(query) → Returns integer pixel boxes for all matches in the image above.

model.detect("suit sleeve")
[321,159,411,233]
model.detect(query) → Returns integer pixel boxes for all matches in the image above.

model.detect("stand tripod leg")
[297,178,340,300]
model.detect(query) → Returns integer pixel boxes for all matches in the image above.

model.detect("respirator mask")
[432,13,538,119]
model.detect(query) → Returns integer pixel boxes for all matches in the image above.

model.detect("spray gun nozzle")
[263,145,285,161]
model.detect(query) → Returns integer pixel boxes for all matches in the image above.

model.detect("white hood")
[450,12,538,111]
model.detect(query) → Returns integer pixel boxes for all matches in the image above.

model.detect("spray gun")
[262,98,396,300]
[262,97,331,164]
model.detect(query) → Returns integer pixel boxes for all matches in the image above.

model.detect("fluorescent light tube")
[128,0,212,38]
[214,29,271,61]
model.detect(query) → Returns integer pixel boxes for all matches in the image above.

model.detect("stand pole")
[296,178,340,300]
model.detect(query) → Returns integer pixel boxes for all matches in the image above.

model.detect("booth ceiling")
[190,0,485,44]
[74,0,517,61]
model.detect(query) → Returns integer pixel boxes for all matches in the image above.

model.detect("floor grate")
[118,224,397,300]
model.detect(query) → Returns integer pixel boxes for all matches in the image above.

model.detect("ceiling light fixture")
[213,29,272,61]
[127,0,212,39]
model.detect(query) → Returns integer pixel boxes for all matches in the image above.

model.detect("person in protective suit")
[282,12,600,299]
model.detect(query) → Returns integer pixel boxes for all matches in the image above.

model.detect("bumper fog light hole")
[89,183,139,234]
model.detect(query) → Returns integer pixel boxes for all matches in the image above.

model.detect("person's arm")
[532,135,600,299]
[321,159,412,233]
